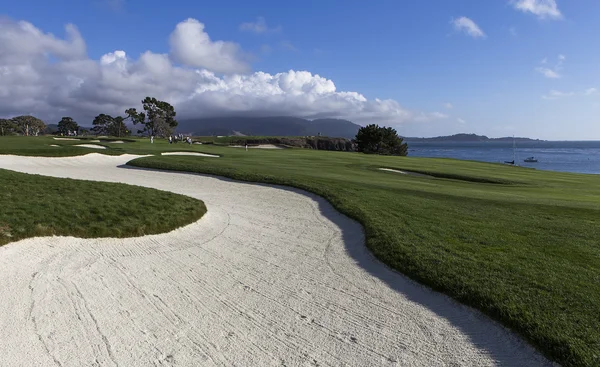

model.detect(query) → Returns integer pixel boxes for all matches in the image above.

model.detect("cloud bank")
[451,17,486,38]
[0,17,416,126]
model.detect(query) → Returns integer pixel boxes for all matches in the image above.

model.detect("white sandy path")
[74,144,107,149]
[379,168,433,178]
[0,154,553,367]
[161,152,219,157]
[231,144,287,149]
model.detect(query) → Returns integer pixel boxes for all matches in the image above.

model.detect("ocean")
[406,140,600,175]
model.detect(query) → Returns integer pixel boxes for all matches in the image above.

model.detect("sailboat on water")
[504,136,516,165]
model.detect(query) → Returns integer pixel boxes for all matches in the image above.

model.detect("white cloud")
[542,89,574,100]
[444,102,453,109]
[584,88,598,96]
[169,18,249,74]
[0,17,422,127]
[535,54,564,78]
[456,118,466,124]
[414,112,449,122]
[510,0,562,20]
[535,67,560,78]
[239,17,280,34]
[451,17,486,38]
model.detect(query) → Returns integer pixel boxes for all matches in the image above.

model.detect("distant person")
[168,136,172,144]
[245,143,248,151]
[150,135,154,144]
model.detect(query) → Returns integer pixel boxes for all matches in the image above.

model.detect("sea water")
[406,140,600,175]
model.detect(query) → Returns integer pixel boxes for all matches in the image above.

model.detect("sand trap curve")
[53,137,79,141]
[231,144,287,149]
[74,144,107,149]
[0,154,551,367]
[161,152,219,157]
[379,168,433,178]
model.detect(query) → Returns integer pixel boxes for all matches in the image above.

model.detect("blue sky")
[2,0,600,139]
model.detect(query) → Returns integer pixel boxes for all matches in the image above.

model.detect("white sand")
[379,168,432,178]
[231,144,287,149]
[90,140,100,142]
[108,140,125,144]
[161,152,219,157]
[74,144,107,149]
[53,137,79,141]
[49,144,60,147]
[0,153,551,367]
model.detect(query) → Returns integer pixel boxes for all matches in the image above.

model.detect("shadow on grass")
[117,163,550,366]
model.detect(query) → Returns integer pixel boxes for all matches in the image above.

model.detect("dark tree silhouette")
[126,97,177,137]
[355,124,407,156]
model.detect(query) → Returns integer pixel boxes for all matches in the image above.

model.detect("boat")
[505,136,517,165]
[524,156,538,163]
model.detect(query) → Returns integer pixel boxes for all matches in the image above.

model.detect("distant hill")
[404,133,543,142]
[176,116,362,139]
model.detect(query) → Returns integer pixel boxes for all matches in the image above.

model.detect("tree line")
[0,97,178,138]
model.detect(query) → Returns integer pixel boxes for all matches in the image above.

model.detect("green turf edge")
[0,169,207,246]
[126,155,596,367]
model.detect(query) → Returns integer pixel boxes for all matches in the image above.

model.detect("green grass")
[1,136,599,366]
[0,169,206,247]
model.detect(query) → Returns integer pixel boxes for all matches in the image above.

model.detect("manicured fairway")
[1,135,599,366]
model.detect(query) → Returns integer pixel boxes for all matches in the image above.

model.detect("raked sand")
[0,154,552,367]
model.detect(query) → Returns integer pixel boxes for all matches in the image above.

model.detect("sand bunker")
[0,153,550,366]
[161,152,219,157]
[379,168,433,178]
[49,144,60,147]
[108,140,125,144]
[53,137,79,141]
[231,144,287,149]
[74,144,107,149]
[89,140,100,142]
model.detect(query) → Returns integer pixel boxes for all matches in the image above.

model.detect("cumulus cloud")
[510,0,562,20]
[239,17,280,34]
[0,17,417,126]
[542,89,573,100]
[169,18,249,74]
[451,17,486,38]
[414,112,449,122]
[535,54,564,78]
[584,88,598,96]
[457,118,466,124]
[444,102,453,109]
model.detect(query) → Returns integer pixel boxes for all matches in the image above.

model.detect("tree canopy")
[11,115,47,136]
[57,117,80,135]
[126,97,177,137]
[355,124,408,156]
[0,118,16,136]
[92,114,130,137]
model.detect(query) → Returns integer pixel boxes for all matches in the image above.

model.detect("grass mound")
[0,169,206,246]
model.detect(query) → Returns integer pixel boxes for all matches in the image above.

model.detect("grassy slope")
[0,137,207,245]
[1,136,599,366]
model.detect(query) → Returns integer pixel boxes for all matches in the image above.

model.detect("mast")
[512,135,516,162]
